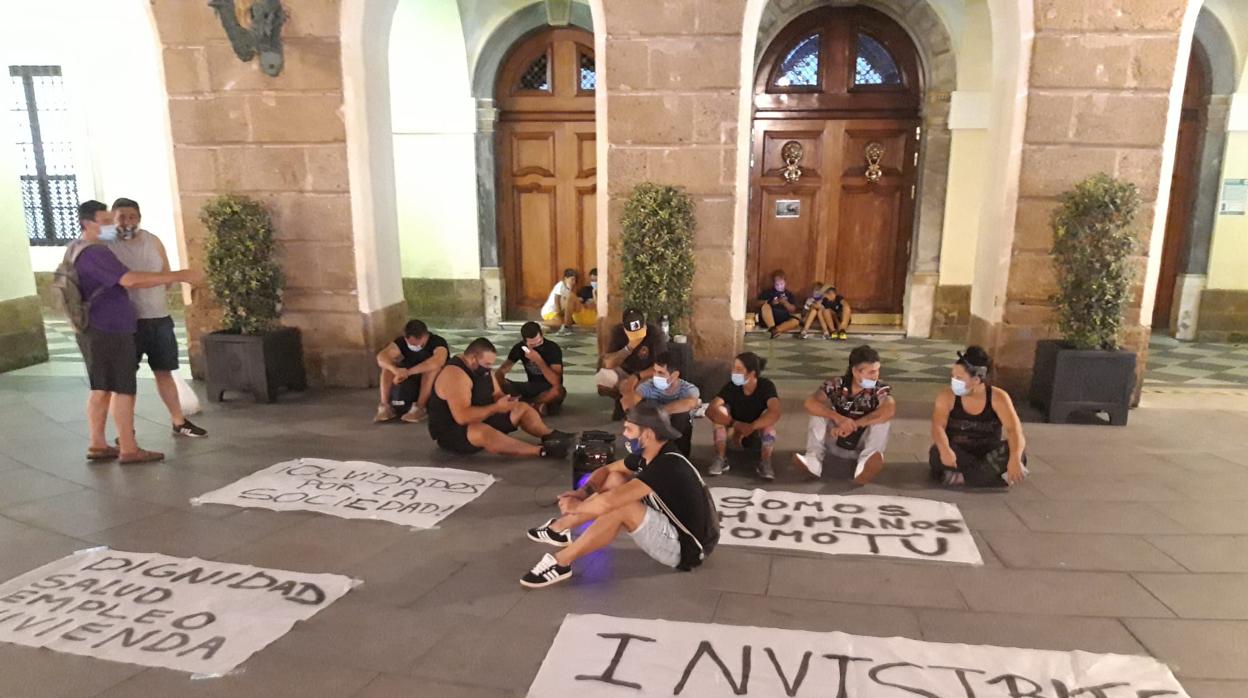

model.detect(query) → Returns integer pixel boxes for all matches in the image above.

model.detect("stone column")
[475,98,503,328]
[151,1,403,387]
[0,128,46,373]
[970,0,1188,397]
[601,0,746,360]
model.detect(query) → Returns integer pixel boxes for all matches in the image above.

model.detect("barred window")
[775,34,820,88]
[9,65,80,246]
[854,34,902,86]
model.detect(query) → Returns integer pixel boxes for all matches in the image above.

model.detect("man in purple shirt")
[75,200,200,464]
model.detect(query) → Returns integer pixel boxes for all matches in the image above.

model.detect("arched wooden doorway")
[1153,42,1210,331]
[749,7,921,317]
[495,27,597,319]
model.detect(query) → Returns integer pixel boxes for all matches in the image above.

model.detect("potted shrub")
[1029,174,1140,425]
[619,182,696,363]
[200,195,306,402]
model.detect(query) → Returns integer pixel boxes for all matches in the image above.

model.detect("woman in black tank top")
[929,346,1028,488]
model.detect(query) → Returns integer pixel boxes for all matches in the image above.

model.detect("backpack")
[52,241,105,334]
[654,452,720,568]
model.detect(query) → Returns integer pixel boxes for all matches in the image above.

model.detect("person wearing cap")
[930,345,1028,487]
[794,345,895,486]
[596,308,668,418]
[520,403,718,588]
[621,350,700,456]
[497,321,566,415]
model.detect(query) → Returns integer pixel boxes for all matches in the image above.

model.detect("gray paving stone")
[713,593,922,638]
[1125,619,1248,680]
[916,609,1146,654]
[0,489,171,538]
[0,643,143,698]
[352,674,513,698]
[767,557,966,609]
[1134,574,1248,620]
[1006,500,1189,534]
[1146,536,1248,573]
[0,468,84,508]
[982,531,1186,572]
[1150,502,1248,534]
[1181,679,1248,697]
[949,568,1174,617]
[94,652,378,698]
[405,616,558,691]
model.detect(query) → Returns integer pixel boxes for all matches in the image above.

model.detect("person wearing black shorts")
[497,322,566,415]
[374,319,449,423]
[427,338,573,457]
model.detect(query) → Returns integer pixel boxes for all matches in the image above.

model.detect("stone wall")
[150,1,400,387]
[402,278,485,329]
[0,296,46,373]
[931,284,971,341]
[1196,290,1248,343]
[972,0,1188,397]
[603,0,747,360]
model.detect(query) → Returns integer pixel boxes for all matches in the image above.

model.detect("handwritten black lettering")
[674,641,750,695]
[574,632,656,689]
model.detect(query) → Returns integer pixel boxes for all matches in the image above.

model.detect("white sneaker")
[793,453,822,478]
[691,402,709,419]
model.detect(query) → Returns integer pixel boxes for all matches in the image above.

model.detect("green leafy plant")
[201,194,283,334]
[619,183,696,332]
[1050,173,1141,350]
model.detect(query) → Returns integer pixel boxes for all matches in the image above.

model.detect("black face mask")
[476,366,492,377]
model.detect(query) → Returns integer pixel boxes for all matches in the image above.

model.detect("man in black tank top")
[930,347,1029,487]
[428,338,574,458]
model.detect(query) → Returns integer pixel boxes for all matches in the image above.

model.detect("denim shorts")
[629,506,681,568]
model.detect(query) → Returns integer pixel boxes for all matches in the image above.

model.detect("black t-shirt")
[577,285,595,304]
[716,377,779,423]
[757,289,796,308]
[635,444,715,570]
[506,339,563,386]
[393,334,448,369]
[606,323,667,376]
[821,295,845,314]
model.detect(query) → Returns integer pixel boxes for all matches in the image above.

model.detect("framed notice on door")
[775,200,801,218]
[1220,179,1246,215]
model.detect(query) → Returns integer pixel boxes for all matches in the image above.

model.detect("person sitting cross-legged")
[930,346,1029,487]
[794,345,895,486]
[706,352,782,480]
[427,338,573,458]
[621,351,700,457]
[374,319,449,423]
[596,308,668,419]
[572,267,598,327]
[520,403,718,589]
[756,270,800,338]
[497,321,566,416]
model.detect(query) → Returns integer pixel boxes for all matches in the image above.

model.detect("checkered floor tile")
[41,318,1248,388]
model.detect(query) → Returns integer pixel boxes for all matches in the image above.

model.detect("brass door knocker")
[781,141,804,184]
[864,142,885,183]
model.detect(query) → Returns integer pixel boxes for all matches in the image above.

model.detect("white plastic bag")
[174,373,202,416]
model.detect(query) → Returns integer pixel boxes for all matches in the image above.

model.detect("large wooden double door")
[496,27,597,318]
[750,7,922,315]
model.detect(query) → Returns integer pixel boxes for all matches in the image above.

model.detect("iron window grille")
[9,65,80,246]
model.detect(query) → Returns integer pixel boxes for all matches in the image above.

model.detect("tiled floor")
[5,317,1247,696]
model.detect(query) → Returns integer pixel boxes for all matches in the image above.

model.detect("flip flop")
[118,449,165,465]
[86,446,119,461]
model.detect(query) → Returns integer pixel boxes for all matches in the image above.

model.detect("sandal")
[86,446,120,461]
[118,449,165,465]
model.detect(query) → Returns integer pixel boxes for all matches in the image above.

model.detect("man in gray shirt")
[108,198,207,438]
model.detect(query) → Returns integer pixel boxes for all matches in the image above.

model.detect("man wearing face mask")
[70,200,201,464]
[497,321,566,415]
[794,345,895,485]
[520,403,718,588]
[621,351,700,456]
[374,319,449,423]
[930,346,1028,487]
[427,337,573,457]
[572,267,598,327]
[597,308,667,418]
[106,198,206,438]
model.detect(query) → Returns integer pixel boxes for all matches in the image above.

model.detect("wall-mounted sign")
[1220,179,1246,216]
[775,199,801,218]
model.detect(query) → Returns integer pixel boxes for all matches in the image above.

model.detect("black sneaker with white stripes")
[172,420,208,438]
[526,518,572,547]
[520,553,572,589]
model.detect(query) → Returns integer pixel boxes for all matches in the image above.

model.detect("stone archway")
[754,0,957,335]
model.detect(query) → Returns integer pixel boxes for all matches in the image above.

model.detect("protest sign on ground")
[0,549,353,675]
[193,458,495,528]
[713,488,982,564]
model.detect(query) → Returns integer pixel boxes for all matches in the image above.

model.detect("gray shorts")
[629,506,681,568]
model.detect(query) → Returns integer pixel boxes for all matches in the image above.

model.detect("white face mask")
[118,225,138,240]
[731,373,747,387]
[97,224,118,242]
[951,377,970,396]
[406,342,423,353]
[859,377,878,390]
[652,376,670,391]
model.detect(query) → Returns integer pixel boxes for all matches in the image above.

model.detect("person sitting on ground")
[428,338,573,457]
[706,352,781,480]
[621,351,700,457]
[374,319,449,423]
[540,268,579,336]
[799,281,834,340]
[572,267,598,327]
[497,321,566,415]
[520,403,717,588]
[821,284,852,341]
[930,346,1028,487]
[596,308,668,418]
[756,270,800,338]
[72,200,200,464]
[794,345,895,485]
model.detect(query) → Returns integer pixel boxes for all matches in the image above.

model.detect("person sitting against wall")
[821,284,852,340]
[756,270,800,338]
[799,281,834,340]
[572,267,598,327]
[374,319,449,423]
[497,321,566,416]
[428,337,573,458]
[930,346,1029,487]
[596,308,668,419]
[793,345,895,486]
[621,351,700,457]
[706,352,782,480]
[540,268,579,336]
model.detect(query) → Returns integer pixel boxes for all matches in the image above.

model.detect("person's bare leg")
[378,369,394,404]
[153,371,185,425]
[535,386,566,410]
[511,402,554,438]
[417,372,436,408]
[759,303,776,329]
[553,500,648,566]
[841,307,852,332]
[550,472,630,531]
[818,309,833,335]
[708,404,733,458]
[111,394,140,456]
[468,423,543,457]
[87,390,111,450]
[802,309,818,333]
[775,318,801,335]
